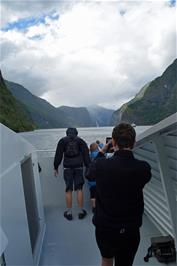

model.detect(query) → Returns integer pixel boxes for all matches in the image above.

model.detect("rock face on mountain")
[57,106,94,127]
[0,71,35,132]
[111,59,177,125]
[87,105,114,126]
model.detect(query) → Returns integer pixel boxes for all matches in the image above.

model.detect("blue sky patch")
[49,13,59,21]
[170,0,176,6]
[2,10,59,32]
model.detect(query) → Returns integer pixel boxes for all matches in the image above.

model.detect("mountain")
[5,79,96,128]
[57,106,94,127]
[87,105,114,126]
[5,78,114,129]
[111,59,177,125]
[0,71,35,132]
[5,80,70,129]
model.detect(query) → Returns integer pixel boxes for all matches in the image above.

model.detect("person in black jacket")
[86,123,151,266]
[54,127,90,221]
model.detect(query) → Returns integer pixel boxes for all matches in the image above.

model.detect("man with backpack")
[54,127,90,221]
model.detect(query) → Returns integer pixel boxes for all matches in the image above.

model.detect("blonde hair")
[90,142,99,152]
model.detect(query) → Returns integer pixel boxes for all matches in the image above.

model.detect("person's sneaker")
[78,209,87,219]
[64,211,73,221]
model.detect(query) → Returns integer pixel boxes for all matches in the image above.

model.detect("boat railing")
[134,113,177,246]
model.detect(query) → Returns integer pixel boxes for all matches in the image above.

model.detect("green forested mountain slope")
[0,71,35,132]
[6,80,69,128]
[111,59,177,125]
[6,79,114,128]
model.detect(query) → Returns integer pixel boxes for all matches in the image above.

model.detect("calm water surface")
[20,126,151,151]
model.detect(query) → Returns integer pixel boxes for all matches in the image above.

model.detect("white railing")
[134,113,177,246]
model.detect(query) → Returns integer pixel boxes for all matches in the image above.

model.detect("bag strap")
[144,246,153,262]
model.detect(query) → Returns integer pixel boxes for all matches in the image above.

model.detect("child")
[87,142,99,213]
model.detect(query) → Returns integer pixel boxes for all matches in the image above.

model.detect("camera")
[106,137,112,144]
[105,137,114,153]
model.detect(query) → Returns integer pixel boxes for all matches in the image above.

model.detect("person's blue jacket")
[87,150,99,188]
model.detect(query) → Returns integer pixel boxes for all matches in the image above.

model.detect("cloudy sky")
[1,0,176,109]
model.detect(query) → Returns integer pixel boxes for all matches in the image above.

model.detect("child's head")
[90,142,99,152]
[112,123,136,150]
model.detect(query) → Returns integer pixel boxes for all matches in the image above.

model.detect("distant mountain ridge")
[58,106,94,127]
[111,59,177,125]
[4,78,112,130]
[3,59,176,131]
[87,105,114,126]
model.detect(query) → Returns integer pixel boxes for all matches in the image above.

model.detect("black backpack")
[65,138,80,158]
[144,235,176,264]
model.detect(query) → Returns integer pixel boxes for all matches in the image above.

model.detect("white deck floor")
[39,207,175,266]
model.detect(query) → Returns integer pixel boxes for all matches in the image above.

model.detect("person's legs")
[101,257,113,266]
[96,227,140,266]
[91,198,96,208]
[96,227,115,266]
[64,190,73,220]
[74,168,87,218]
[114,229,140,266]
[90,186,96,212]
[77,189,87,219]
[77,189,83,208]
[63,168,74,220]
[114,245,139,266]
[65,190,72,208]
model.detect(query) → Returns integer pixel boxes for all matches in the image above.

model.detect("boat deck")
[1,116,177,265]
[39,207,175,266]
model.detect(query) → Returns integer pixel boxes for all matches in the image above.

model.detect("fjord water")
[20,126,151,150]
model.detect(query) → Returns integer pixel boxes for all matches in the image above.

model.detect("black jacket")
[86,150,151,229]
[54,136,90,169]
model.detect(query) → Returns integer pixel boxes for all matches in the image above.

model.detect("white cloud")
[1,0,176,109]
